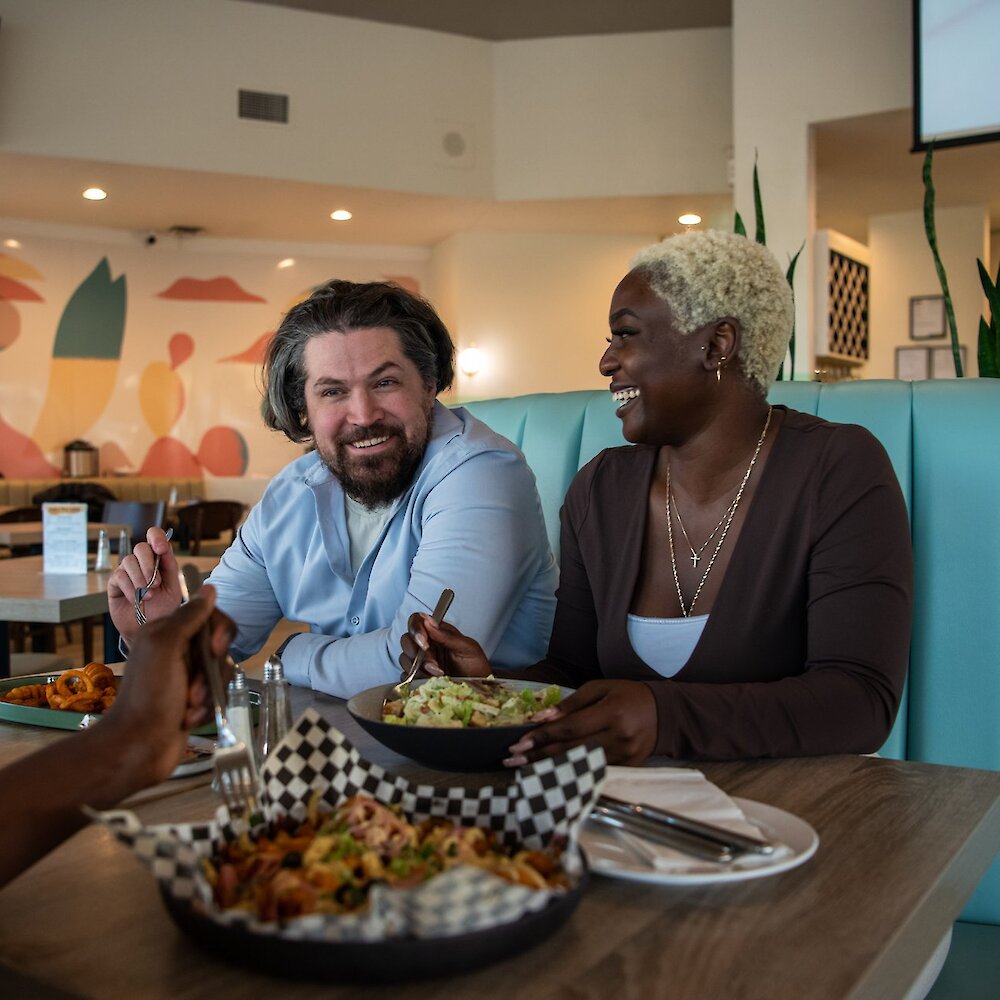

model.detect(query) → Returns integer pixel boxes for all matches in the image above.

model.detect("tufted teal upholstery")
[464,379,1000,924]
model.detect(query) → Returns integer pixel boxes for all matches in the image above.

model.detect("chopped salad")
[381,676,562,729]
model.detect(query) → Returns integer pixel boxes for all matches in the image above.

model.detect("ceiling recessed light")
[277,257,296,269]
[330,209,352,222]
[3,238,21,249]
[83,187,108,201]
[678,213,701,226]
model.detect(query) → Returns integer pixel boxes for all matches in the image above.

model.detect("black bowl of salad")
[346,677,569,772]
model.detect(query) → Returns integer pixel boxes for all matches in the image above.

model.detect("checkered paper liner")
[97,708,606,942]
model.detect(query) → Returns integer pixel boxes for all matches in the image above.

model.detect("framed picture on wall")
[909,295,947,340]
[931,345,967,378]
[895,346,929,381]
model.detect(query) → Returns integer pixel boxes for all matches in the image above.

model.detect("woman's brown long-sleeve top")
[532,407,913,760]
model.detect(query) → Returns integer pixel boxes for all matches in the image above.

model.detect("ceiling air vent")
[238,89,289,124]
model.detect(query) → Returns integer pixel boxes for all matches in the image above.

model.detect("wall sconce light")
[678,213,701,227]
[458,345,484,376]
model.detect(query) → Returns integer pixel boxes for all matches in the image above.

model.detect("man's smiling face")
[303,326,436,508]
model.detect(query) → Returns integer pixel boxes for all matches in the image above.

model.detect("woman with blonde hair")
[401,230,912,765]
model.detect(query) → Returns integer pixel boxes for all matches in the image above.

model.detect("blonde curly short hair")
[630,229,794,394]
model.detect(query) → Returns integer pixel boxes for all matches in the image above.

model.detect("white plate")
[170,736,216,779]
[579,797,818,885]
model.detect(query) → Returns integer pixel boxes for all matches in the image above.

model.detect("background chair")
[174,500,245,556]
[101,500,166,552]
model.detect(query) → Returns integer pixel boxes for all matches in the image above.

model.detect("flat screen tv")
[913,0,1000,150]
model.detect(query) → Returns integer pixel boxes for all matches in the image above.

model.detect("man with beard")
[107,280,557,698]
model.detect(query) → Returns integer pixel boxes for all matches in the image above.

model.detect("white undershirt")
[344,495,392,576]
[626,613,708,678]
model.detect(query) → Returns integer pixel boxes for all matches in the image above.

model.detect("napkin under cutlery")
[590,766,792,873]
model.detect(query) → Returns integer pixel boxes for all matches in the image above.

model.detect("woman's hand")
[106,526,182,643]
[398,614,492,678]
[505,680,658,766]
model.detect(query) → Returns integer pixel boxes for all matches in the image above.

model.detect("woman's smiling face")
[600,269,709,446]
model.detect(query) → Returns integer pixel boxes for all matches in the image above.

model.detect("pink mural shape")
[139,437,203,477]
[0,300,20,351]
[99,441,133,475]
[197,426,249,475]
[157,277,265,302]
[169,332,194,369]
[0,276,44,302]
[219,331,273,365]
[0,413,60,477]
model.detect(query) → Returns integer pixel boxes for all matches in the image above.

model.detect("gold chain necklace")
[666,406,772,617]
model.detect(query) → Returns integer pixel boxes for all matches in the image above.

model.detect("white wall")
[493,29,731,200]
[428,231,657,400]
[867,206,989,379]
[0,0,496,198]
[731,0,912,376]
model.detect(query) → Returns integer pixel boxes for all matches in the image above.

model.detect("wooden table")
[0,555,219,676]
[0,685,998,1000]
[0,521,126,550]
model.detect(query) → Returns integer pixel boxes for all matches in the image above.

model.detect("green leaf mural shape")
[52,257,126,360]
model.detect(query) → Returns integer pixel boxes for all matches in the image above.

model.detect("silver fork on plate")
[383,587,454,709]
[182,563,258,816]
[133,527,174,626]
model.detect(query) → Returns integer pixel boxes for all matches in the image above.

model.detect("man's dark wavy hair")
[260,279,455,443]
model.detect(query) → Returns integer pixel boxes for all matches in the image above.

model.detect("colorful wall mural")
[0,228,428,481]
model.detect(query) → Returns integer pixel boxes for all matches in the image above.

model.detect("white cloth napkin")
[596,766,792,873]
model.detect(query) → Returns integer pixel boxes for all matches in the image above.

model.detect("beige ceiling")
[235,0,732,40]
[3,3,998,252]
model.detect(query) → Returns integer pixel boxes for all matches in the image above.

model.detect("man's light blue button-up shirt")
[209,403,557,698]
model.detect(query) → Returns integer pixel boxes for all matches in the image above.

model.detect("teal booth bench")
[463,379,1000,976]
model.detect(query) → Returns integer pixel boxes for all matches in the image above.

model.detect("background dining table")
[0,554,220,676]
[0,521,127,551]
[0,681,998,1000]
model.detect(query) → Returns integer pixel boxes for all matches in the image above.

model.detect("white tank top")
[626,613,708,678]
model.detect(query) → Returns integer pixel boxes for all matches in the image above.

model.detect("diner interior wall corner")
[0,229,427,480]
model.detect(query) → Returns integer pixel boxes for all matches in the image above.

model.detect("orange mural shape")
[169,333,194,369]
[139,437,203,477]
[0,413,61,477]
[0,276,43,302]
[197,426,248,476]
[158,277,265,302]
[219,331,273,365]
[0,253,44,281]
[0,300,20,351]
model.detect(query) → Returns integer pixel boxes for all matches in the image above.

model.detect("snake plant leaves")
[921,147,964,376]
[977,259,1000,378]
[752,153,765,246]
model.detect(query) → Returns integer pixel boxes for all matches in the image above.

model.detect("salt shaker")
[117,527,131,566]
[258,655,293,761]
[227,666,257,773]
[94,528,111,570]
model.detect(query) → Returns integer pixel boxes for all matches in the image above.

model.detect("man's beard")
[316,414,433,510]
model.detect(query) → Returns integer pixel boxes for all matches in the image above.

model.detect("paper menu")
[42,502,88,574]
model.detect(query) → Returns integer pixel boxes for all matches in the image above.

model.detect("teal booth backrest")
[464,380,1000,923]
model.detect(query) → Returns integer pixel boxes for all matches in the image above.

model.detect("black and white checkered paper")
[98,709,606,941]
